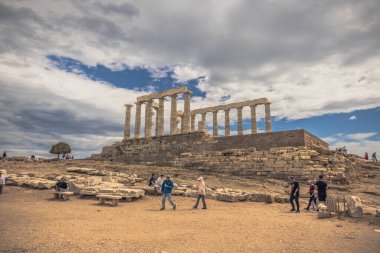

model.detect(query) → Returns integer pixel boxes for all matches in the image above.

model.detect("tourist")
[364,152,369,160]
[148,173,157,186]
[193,176,207,209]
[304,180,317,211]
[289,176,300,213]
[2,151,6,158]
[315,175,328,207]
[0,171,5,195]
[55,177,69,192]
[160,175,176,210]
[372,152,377,163]
[154,174,164,194]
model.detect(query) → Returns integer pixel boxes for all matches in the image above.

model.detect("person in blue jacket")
[160,175,176,210]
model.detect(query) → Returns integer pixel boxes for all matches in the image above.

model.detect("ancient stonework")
[93,86,337,180]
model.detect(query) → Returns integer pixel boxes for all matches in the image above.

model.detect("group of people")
[149,173,207,210]
[62,154,74,160]
[289,175,328,213]
[335,146,347,154]
[364,152,377,162]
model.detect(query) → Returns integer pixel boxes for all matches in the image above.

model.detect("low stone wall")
[173,147,364,182]
[93,130,328,166]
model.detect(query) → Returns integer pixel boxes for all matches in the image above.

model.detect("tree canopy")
[50,142,71,158]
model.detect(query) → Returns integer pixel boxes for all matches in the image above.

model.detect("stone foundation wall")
[94,130,327,164]
[173,147,364,182]
[92,130,369,182]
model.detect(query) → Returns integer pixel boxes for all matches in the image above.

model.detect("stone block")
[347,196,364,218]
[318,211,335,219]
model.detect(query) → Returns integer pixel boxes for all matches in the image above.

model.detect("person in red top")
[304,180,317,211]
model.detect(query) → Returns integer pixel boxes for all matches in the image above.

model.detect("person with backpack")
[304,180,317,211]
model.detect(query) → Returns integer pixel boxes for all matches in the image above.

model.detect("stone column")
[183,91,191,133]
[224,109,230,136]
[198,121,205,132]
[212,110,218,136]
[180,115,184,133]
[123,104,133,140]
[191,114,195,132]
[145,100,153,137]
[170,94,177,134]
[237,107,243,135]
[157,97,165,136]
[134,102,142,138]
[154,107,159,136]
[199,112,207,132]
[265,103,272,132]
[250,105,257,134]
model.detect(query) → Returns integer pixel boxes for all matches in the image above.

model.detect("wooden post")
[337,196,340,219]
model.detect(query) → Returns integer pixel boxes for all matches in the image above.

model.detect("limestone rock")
[347,196,364,218]
[68,181,85,194]
[250,193,267,202]
[318,211,335,219]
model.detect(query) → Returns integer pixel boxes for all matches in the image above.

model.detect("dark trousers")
[306,196,316,209]
[0,185,3,195]
[194,194,207,208]
[290,195,299,211]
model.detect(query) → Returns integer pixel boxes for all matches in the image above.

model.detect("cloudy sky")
[1,0,379,158]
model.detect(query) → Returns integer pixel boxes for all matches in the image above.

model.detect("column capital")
[183,90,193,95]
[124,104,133,108]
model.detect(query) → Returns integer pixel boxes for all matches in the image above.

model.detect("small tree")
[50,142,71,158]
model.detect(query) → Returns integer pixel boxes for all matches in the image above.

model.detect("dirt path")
[1,187,379,253]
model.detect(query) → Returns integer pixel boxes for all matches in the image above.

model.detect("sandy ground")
[1,186,380,253]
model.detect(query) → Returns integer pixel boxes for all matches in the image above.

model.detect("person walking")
[0,171,5,195]
[364,152,369,160]
[316,175,328,207]
[372,152,377,163]
[304,180,317,211]
[289,176,300,213]
[193,177,207,209]
[160,175,176,210]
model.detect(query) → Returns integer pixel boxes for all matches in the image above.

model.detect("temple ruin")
[94,86,329,179]
[122,86,272,139]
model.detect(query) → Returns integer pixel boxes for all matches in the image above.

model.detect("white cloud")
[172,66,206,83]
[331,140,380,157]
[345,132,377,141]
[324,132,379,155]
[1,0,380,156]
[349,115,357,120]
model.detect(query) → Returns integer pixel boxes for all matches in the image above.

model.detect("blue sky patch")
[48,55,206,97]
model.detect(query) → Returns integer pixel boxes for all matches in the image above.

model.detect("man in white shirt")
[154,174,164,194]
[0,171,5,195]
